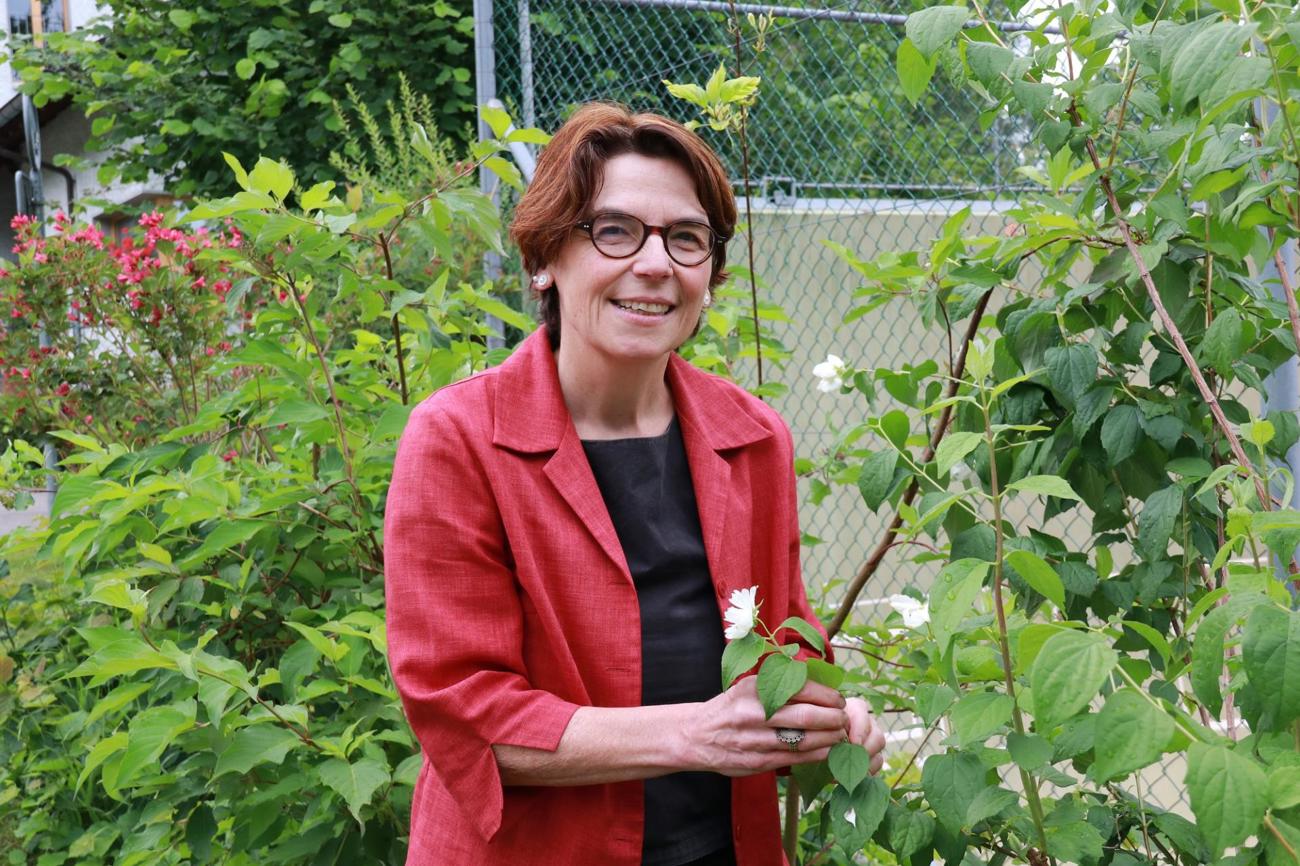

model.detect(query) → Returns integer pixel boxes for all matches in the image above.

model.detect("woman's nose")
[631,229,674,277]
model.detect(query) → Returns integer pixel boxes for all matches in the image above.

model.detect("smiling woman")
[382,103,886,866]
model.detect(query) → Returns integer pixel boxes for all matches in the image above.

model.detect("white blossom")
[889,594,929,628]
[724,586,760,640]
[812,354,848,394]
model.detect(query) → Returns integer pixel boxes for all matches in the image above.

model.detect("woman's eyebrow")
[591,203,710,222]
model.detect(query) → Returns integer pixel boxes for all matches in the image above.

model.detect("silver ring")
[775,728,805,752]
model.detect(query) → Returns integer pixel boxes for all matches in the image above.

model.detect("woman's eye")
[595,224,632,239]
[670,230,707,249]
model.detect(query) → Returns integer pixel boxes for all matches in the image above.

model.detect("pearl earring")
[532,273,548,288]
[703,289,713,308]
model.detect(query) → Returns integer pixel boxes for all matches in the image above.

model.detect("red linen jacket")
[384,329,827,865]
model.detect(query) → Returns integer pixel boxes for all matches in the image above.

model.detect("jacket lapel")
[667,355,775,598]
[493,330,630,578]
[492,331,777,587]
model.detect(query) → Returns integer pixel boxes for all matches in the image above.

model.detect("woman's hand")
[845,697,887,775]
[679,677,849,776]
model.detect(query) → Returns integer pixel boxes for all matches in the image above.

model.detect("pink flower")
[55,382,69,397]
[221,449,238,462]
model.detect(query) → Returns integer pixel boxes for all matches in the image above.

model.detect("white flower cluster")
[888,594,929,628]
[723,586,759,639]
[812,354,849,394]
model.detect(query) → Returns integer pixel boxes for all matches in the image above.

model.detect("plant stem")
[1071,115,1272,510]
[726,0,764,391]
[377,234,410,405]
[827,288,994,638]
[1266,815,1298,861]
[981,394,1052,860]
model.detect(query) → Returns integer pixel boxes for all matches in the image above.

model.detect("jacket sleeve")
[383,396,580,841]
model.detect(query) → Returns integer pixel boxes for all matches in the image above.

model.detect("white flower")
[724,586,760,640]
[889,594,929,629]
[812,354,848,394]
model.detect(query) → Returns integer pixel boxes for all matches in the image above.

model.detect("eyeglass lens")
[588,213,715,266]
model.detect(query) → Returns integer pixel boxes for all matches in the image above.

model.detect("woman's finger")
[751,726,845,755]
[785,680,846,709]
[766,702,849,732]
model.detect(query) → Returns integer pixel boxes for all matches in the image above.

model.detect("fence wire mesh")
[489,0,1192,817]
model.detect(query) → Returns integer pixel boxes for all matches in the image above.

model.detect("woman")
[384,103,886,866]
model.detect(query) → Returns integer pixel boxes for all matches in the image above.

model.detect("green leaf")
[936,431,983,477]
[1186,742,1268,858]
[317,757,390,822]
[222,152,250,189]
[1006,732,1053,771]
[897,38,938,104]
[213,724,302,778]
[77,733,128,792]
[1168,22,1255,110]
[1030,630,1117,730]
[1201,308,1246,374]
[265,400,330,425]
[247,156,293,201]
[966,786,1019,826]
[1137,486,1183,561]
[828,742,871,792]
[922,751,986,833]
[929,559,989,651]
[1192,595,1265,717]
[1045,344,1097,407]
[805,657,845,690]
[1242,604,1300,729]
[1012,81,1052,116]
[116,703,195,787]
[721,631,766,688]
[755,654,807,719]
[966,42,1013,88]
[235,58,256,80]
[1004,475,1082,502]
[299,180,335,211]
[84,682,151,728]
[772,616,825,655]
[184,520,265,567]
[1101,405,1142,465]
[887,804,936,860]
[1006,550,1066,610]
[858,449,899,511]
[905,5,969,57]
[327,11,353,27]
[915,683,957,726]
[168,9,195,30]
[1270,765,1300,810]
[949,690,1014,746]
[1091,688,1174,782]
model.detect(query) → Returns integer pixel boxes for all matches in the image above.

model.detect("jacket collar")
[492,328,773,454]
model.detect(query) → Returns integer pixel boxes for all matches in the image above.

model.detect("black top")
[581,417,734,866]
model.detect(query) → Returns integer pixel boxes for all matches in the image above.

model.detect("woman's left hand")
[844,697,887,775]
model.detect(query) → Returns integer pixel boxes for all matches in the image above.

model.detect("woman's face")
[542,153,713,372]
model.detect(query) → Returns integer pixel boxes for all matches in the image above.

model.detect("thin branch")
[827,288,994,639]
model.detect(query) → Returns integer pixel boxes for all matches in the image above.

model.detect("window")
[8,0,70,38]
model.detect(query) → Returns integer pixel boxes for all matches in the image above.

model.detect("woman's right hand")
[678,677,849,776]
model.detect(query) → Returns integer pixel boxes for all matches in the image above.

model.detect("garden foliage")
[779,0,1300,861]
[0,101,793,862]
[5,0,476,196]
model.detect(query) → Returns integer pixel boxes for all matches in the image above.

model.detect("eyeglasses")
[575,212,725,268]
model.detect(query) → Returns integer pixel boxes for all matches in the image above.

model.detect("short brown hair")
[510,102,737,347]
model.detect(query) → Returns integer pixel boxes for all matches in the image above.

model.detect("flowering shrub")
[0,209,248,451]
[0,116,536,863]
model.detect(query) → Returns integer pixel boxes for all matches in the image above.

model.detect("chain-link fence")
[484,0,1193,816]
